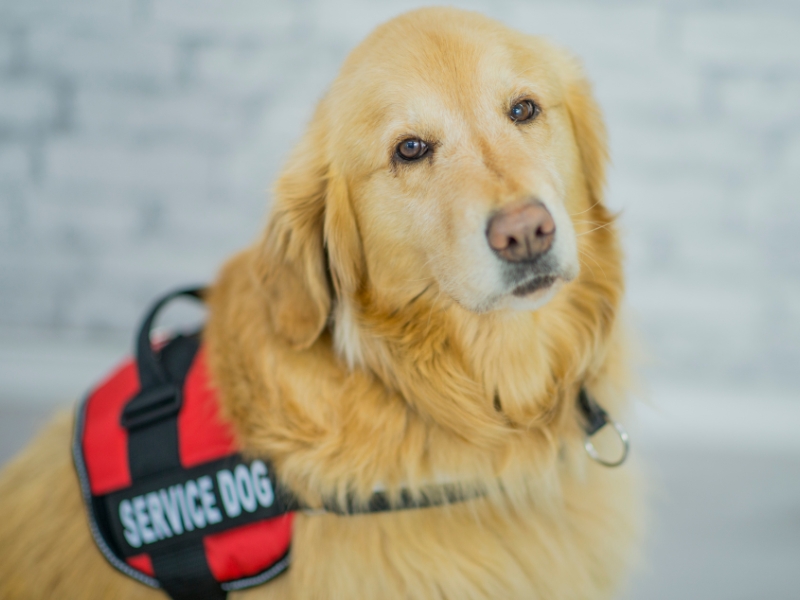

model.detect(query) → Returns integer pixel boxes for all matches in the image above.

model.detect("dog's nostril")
[487,200,555,262]
[536,222,554,238]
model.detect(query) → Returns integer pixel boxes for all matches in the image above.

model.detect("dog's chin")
[503,275,564,312]
[511,274,558,297]
[455,276,566,314]
[443,262,576,315]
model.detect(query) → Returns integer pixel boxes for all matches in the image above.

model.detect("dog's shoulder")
[0,412,161,599]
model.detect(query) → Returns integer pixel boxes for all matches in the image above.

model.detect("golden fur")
[0,8,641,599]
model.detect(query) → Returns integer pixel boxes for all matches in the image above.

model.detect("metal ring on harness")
[583,417,629,468]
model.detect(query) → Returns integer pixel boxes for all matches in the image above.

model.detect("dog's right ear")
[252,116,332,350]
[560,54,609,207]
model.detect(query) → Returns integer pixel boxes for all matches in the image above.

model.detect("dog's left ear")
[561,57,609,205]
[252,117,332,350]
[252,100,364,350]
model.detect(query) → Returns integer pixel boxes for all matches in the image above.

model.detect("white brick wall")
[0,144,27,180]
[683,9,800,68]
[1,0,799,391]
[0,80,57,128]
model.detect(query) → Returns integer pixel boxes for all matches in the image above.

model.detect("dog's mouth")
[511,274,557,297]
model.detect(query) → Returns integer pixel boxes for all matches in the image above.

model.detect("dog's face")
[326,12,585,314]
[258,8,608,349]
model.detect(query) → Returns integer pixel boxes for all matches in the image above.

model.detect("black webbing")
[577,388,608,436]
[150,546,226,600]
[121,288,225,600]
[127,334,198,479]
[134,287,204,390]
[319,485,485,515]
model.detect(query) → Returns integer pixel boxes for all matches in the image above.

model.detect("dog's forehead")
[348,23,557,105]
[341,42,556,142]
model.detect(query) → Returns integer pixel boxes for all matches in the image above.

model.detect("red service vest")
[73,289,295,600]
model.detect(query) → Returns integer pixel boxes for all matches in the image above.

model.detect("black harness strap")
[577,387,609,437]
[320,484,485,515]
[150,545,225,600]
[126,334,198,479]
[121,288,225,600]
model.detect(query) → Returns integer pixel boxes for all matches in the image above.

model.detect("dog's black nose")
[486,200,555,262]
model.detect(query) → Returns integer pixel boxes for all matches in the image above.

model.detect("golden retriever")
[0,7,641,599]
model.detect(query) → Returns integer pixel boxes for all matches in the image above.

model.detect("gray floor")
[626,445,800,600]
[2,406,798,599]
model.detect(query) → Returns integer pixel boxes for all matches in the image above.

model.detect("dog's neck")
[330,250,622,440]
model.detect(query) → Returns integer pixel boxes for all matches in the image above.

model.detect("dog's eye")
[396,138,429,161]
[509,100,539,123]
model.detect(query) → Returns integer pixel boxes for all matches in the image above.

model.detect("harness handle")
[121,287,206,430]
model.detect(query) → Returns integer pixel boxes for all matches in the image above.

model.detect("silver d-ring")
[583,418,630,467]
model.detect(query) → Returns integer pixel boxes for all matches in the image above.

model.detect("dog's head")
[254,8,610,354]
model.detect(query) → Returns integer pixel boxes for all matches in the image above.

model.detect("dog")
[0,7,641,599]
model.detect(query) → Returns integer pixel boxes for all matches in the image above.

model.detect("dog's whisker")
[576,223,613,237]
[572,220,605,228]
[578,248,607,279]
[569,199,602,217]
[577,249,597,277]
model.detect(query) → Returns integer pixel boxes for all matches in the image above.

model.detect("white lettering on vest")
[159,488,184,535]
[119,499,141,548]
[234,464,257,513]
[133,495,156,544]
[184,480,206,528]
[116,460,277,549]
[217,470,241,518]
[146,491,173,540]
[171,484,194,532]
[251,460,274,508]
[198,476,222,525]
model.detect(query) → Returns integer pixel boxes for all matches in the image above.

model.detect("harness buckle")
[121,384,182,430]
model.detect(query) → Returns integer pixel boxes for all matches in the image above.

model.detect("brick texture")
[0,0,799,389]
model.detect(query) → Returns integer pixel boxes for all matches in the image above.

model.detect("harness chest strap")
[73,287,629,600]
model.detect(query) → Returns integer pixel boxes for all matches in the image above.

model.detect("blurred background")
[0,0,798,597]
